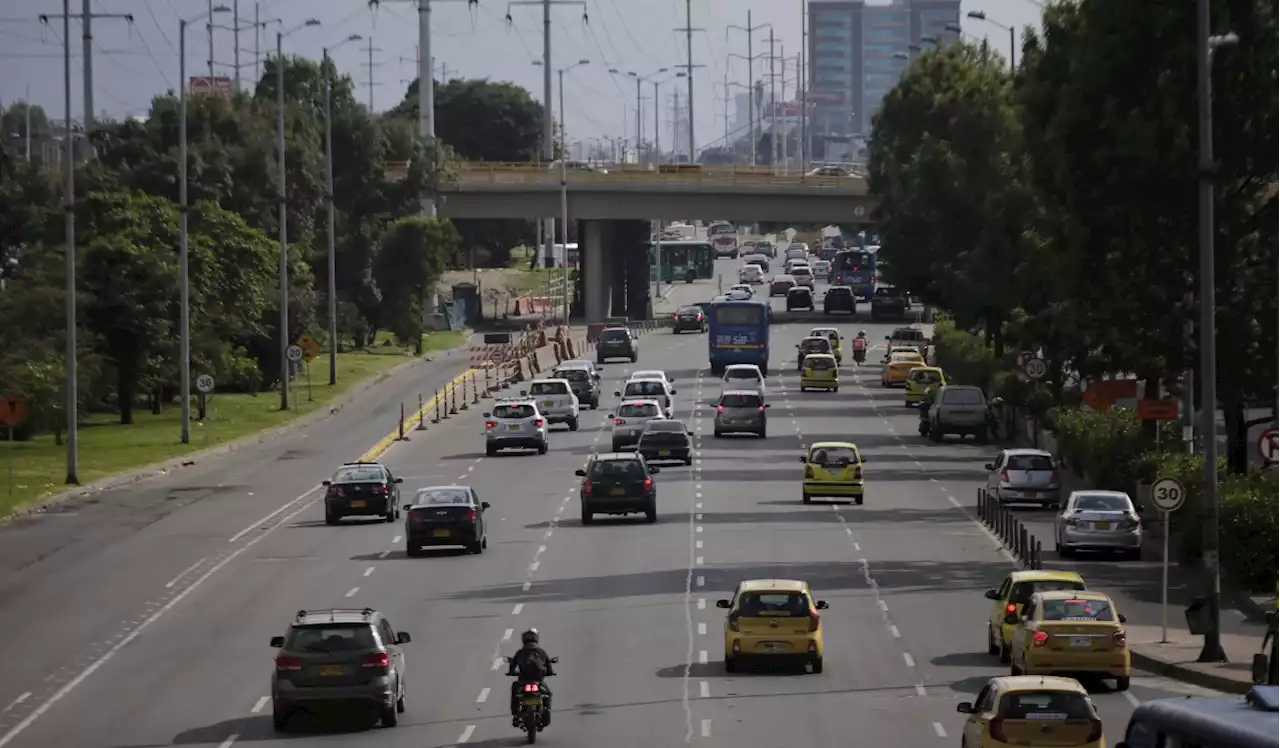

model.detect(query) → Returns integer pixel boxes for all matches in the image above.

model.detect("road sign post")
[1022,357,1047,381]
[1258,427,1278,467]
[1150,475,1187,643]
[295,336,320,403]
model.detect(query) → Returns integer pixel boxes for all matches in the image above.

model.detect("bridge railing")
[450,162,871,192]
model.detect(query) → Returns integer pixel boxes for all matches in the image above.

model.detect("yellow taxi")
[985,570,1087,662]
[882,344,920,363]
[957,676,1105,748]
[717,579,829,673]
[807,327,842,363]
[800,441,864,505]
[799,353,839,392]
[880,350,926,386]
[1009,590,1131,690]
[904,366,946,406]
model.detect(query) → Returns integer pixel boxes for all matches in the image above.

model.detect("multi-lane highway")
[0,256,1228,748]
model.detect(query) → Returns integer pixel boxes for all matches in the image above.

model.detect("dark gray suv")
[596,326,639,363]
[271,608,412,731]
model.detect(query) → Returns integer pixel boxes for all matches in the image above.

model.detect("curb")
[2,347,465,524]
[1130,648,1254,695]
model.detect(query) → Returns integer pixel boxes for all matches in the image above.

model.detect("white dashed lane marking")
[458,724,476,742]
[475,687,490,703]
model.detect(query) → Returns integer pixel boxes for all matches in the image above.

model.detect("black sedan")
[404,486,490,555]
[636,420,694,465]
[672,306,708,333]
[323,462,404,524]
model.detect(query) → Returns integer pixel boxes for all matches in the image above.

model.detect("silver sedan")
[1053,490,1143,560]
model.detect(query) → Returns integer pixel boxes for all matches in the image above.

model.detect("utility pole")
[799,0,808,171]
[213,5,268,94]
[728,12,769,166]
[207,0,215,81]
[653,80,662,163]
[673,0,702,163]
[81,0,92,136]
[255,3,261,83]
[361,37,383,111]
[233,0,240,91]
[767,28,777,171]
[24,85,31,162]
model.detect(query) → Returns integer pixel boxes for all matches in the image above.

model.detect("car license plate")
[1022,492,1038,498]
[542,401,554,408]
[762,642,788,652]
[434,528,451,537]
[1070,637,1092,648]
[349,500,367,508]
[659,449,671,456]
[953,410,973,415]
[508,424,521,431]
[319,665,345,676]
[1094,521,1110,530]
[610,487,626,496]
[521,696,542,706]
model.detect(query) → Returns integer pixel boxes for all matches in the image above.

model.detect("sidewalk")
[1127,623,1264,694]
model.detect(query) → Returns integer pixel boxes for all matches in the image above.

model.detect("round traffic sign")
[853,205,866,218]
[1259,427,1279,467]
[195,374,215,394]
[1150,476,1187,512]
[1023,357,1048,381]
[0,393,28,428]
[286,345,304,363]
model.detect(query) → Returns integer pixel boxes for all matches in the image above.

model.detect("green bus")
[650,240,715,283]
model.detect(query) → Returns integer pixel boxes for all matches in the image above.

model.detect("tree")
[0,101,52,143]
[390,77,544,162]
[373,216,458,350]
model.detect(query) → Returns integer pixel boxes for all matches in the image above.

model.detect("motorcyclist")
[851,330,868,362]
[507,628,555,726]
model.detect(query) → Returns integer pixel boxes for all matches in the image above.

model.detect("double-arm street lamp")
[533,58,589,322]
[322,34,362,386]
[967,11,1015,69]
[608,68,669,166]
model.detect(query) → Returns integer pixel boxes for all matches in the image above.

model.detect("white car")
[616,378,676,418]
[609,399,667,451]
[784,257,810,274]
[738,264,764,284]
[791,266,815,288]
[722,363,766,392]
[522,378,581,431]
[729,284,755,298]
[483,399,550,456]
[630,370,674,387]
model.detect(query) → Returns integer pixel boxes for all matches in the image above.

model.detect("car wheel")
[1114,676,1130,691]
[799,386,806,393]
[325,510,340,526]
[630,354,638,363]
[713,430,723,438]
[724,655,736,673]
[611,441,623,451]
[645,505,657,523]
[406,543,421,557]
[596,356,605,364]
[468,539,484,554]
[384,510,396,523]
[396,678,407,713]
[685,457,694,466]
[272,704,288,732]
[810,656,824,674]
[1057,539,1074,558]
[1126,548,1141,561]
[987,626,1000,655]
[568,417,580,432]
[537,441,548,455]
[999,642,1012,664]
[802,492,812,504]
[381,703,399,728]
[757,428,767,439]
[486,444,497,457]
[854,495,863,505]
[929,427,943,442]
[581,511,594,525]
[832,386,839,393]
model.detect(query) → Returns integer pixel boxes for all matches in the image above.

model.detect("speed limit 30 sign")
[1150,476,1186,513]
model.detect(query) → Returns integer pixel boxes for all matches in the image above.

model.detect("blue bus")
[831,247,878,300]
[707,300,771,375]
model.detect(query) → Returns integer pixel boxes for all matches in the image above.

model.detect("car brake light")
[716,405,724,413]
[485,421,497,429]
[728,614,741,632]
[1032,630,1050,647]
[808,610,821,632]
[327,485,345,497]
[1050,469,1060,484]
[697,313,703,320]
[643,477,654,493]
[582,479,592,492]
[362,652,390,669]
[999,468,1010,484]
[757,405,766,413]
[989,717,1006,742]
[275,654,303,671]
[1112,629,1127,647]
[533,418,544,427]
[1084,718,1104,743]
[372,484,388,494]
[853,465,862,479]
[463,507,477,521]
[1005,603,1017,614]
[673,313,680,320]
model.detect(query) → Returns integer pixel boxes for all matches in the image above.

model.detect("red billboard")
[188,76,232,98]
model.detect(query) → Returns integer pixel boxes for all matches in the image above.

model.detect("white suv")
[617,378,676,419]
[523,378,581,431]
[483,399,549,456]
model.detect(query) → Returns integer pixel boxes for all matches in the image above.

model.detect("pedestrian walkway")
[1127,623,1266,694]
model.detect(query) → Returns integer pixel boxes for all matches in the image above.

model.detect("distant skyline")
[1,0,1044,154]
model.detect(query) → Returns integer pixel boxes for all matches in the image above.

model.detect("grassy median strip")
[0,330,466,519]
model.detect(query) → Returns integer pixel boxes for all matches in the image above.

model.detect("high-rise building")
[808,0,959,156]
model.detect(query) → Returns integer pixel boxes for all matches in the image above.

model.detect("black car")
[551,363,601,408]
[404,485,490,555]
[323,462,403,525]
[672,305,708,334]
[823,286,857,314]
[871,289,908,320]
[575,453,660,524]
[596,326,639,363]
[786,286,815,311]
[636,420,694,465]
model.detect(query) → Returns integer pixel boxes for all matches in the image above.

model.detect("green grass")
[0,337,460,520]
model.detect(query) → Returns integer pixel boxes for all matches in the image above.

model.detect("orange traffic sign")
[0,393,28,427]
[296,334,321,363]
[1138,398,1180,421]
[1082,379,1138,412]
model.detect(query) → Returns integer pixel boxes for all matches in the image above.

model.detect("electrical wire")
[142,0,178,56]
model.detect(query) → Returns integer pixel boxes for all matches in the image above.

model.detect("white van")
[523,378,581,430]
[739,264,765,284]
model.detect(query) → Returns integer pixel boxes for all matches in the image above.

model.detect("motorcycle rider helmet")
[857,330,867,337]
[520,628,540,646]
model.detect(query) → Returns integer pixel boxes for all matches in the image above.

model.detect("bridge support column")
[610,222,627,318]
[613,220,652,320]
[581,219,611,321]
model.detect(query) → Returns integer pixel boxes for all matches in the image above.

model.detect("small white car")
[617,378,677,419]
[728,284,755,298]
[725,288,753,301]
[522,378,581,431]
[810,259,831,278]
[785,258,810,274]
[791,266,815,288]
[738,265,764,285]
[722,363,766,392]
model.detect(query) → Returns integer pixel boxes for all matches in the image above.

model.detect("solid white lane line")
[457,724,476,743]
[852,542,861,551]
[344,587,359,598]
[512,603,524,615]
[903,652,915,668]
[379,549,391,559]
[522,581,532,592]
[932,722,947,738]
[476,687,490,703]
[217,735,240,748]
[363,566,374,577]
[501,628,514,643]
[701,719,712,737]
[227,485,322,543]
[878,600,889,612]
[699,680,710,698]
[251,696,269,713]
[697,622,707,635]
[491,658,502,671]
[163,556,209,589]
[537,544,547,554]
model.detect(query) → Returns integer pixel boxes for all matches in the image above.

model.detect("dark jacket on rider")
[508,643,555,723]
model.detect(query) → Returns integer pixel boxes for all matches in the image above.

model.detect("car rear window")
[738,592,811,617]
[588,459,645,478]
[414,488,471,506]
[1007,454,1055,470]
[618,403,660,417]
[998,691,1094,720]
[800,338,830,352]
[806,357,836,370]
[493,404,536,419]
[1010,580,1086,605]
[625,381,667,397]
[808,446,859,465]
[677,306,701,315]
[1074,494,1131,511]
[529,381,569,395]
[1041,598,1116,622]
[556,369,589,382]
[940,389,985,405]
[601,329,630,341]
[645,421,686,433]
[286,624,378,653]
[793,268,813,276]
[334,466,384,483]
[725,369,759,380]
[910,369,942,383]
[893,329,925,341]
[891,352,923,362]
[827,287,851,297]
[720,393,762,408]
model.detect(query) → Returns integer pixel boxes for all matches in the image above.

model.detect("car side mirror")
[884,335,891,340]
[482,412,491,418]
[396,632,412,644]
[395,477,404,483]
[1004,613,1019,625]
[798,456,807,463]
[650,467,661,474]
[671,389,678,394]
[984,463,995,471]
[764,403,771,408]
[520,390,528,396]
[481,501,491,510]
[321,480,331,486]
[550,656,560,664]
[271,635,286,648]
[984,589,999,600]
[715,599,731,608]
[593,373,600,379]
[956,702,974,714]
[574,469,586,477]
[1117,614,1127,624]
[860,457,867,464]
[614,391,622,397]
[1135,504,1146,515]
[687,431,694,436]
[815,600,829,610]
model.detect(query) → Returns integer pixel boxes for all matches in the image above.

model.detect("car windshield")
[738,592,810,617]
[806,357,836,370]
[625,382,666,396]
[556,369,589,382]
[808,446,858,465]
[1074,494,1131,511]
[493,404,536,419]
[720,393,763,408]
[997,691,1094,720]
[414,488,470,506]
[1007,454,1055,470]
[601,329,630,341]
[1041,598,1116,622]
[285,624,377,653]
[940,388,984,405]
[529,381,568,395]
[588,459,645,479]
[618,403,660,417]
[334,466,384,483]
[1009,580,1087,605]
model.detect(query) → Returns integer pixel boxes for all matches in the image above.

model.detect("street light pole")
[323,34,361,386]
[728,12,769,167]
[62,0,78,484]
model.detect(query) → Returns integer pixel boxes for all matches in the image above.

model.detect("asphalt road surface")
[0,259,1229,748]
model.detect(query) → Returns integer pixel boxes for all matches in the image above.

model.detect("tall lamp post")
[609,68,670,166]
[323,33,362,386]
[533,57,589,323]
[178,4,231,445]
[275,18,321,411]
[966,11,1015,69]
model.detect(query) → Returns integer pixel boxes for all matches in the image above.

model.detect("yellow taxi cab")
[795,336,832,371]
[717,579,829,673]
[904,366,946,406]
[880,350,925,387]
[1009,590,1131,690]
[957,675,1105,748]
[985,570,1087,662]
[807,327,842,363]
[799,441,864,505]
[799,353,839,392]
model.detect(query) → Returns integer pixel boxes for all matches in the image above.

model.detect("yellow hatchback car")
[800,441,864,504]
[986,570,1087,661]
[799,353,839,392]
[718,579,829,673]
[956,676,1105,748]
[807,327,842,363]
[904,366,946,406]
[881,350,925,386]
[1009,590,1131,690]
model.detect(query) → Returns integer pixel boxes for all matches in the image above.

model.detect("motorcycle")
[505,656,559,743]
[852,346,866,365]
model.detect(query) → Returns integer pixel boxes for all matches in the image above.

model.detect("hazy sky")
[1,0,1044,152]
